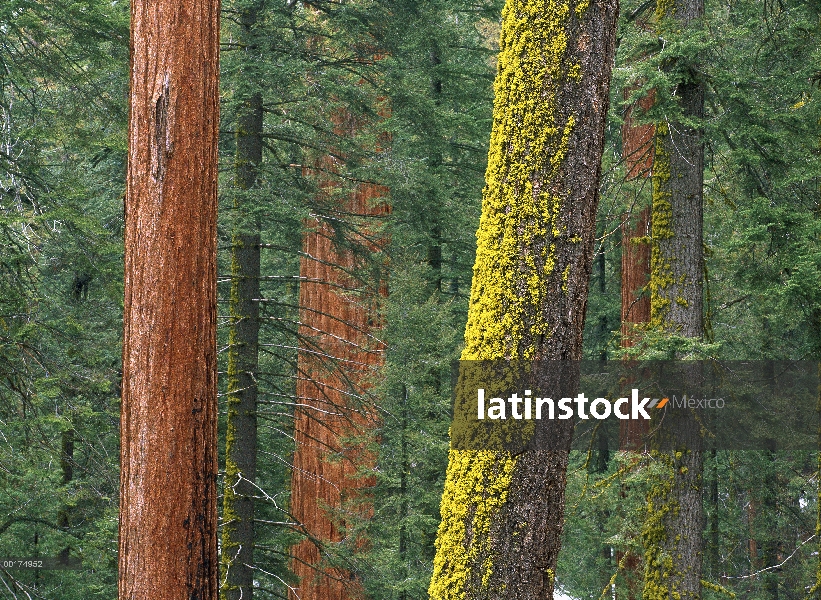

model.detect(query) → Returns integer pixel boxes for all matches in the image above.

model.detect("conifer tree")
[220,2,264,599]
[428,1,619,598]
[289,7,388,596]
[641,2,705,600]
[119,0,220,596]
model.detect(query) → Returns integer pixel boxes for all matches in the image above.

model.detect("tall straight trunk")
[120,0,220,597]
[618,85,654,600]
[220,6,263,600]
[642,3,705,600]
[290,110,387,600]
[428,1,619,598]
[619,86,653,353]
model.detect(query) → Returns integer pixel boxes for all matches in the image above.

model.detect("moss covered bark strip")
[429,0,619,598]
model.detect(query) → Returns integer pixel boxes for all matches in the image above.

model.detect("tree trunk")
[290,108,387,600]
[642,3,705,600]
[220,5,263,600]
[620,86,653,352]
[428,1,619,598]
[617,85,654,600]
[120,0,220,597]
[619,79,653,450]
[57,425,74,562]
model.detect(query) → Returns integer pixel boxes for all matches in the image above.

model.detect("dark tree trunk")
[120,0,220,597]
[57,426,74,561]
[220,5,263,600]
[429,1,619,598]
[648,0,704,338]
[642,3,705,600]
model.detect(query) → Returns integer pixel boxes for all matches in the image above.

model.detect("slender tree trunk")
[617,80,654,600]
[57,426,74,561]
[290,107,387,600]
[619,88,652,352]
[220,5,263,600]
[642,3,705,600]
[429,1,619,598]
[120,0,220,597]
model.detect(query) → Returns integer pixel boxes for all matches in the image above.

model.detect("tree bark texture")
[290,108,387,600]
[620,204,650,352]
[429,1,619,598]
[617,88,653,600]
[220,5,263,600]
[620,84,653,349]
[642,3,705,600]
[120,0,220,597]
[648,1,704,337]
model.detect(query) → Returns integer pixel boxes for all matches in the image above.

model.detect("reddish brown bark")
[622,88,655,180]
[619,84,653,353]
[120,0,220,598]
[290,109,387,600]
[620,205,651,352]
[618,85,653,600]
[619,88,652,450]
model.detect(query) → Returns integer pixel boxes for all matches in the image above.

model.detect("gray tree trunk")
[428,1,619,598]
[220,5,263,600]
[643,2,705,600]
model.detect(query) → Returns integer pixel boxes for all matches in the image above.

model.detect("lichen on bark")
[429,0,619,598]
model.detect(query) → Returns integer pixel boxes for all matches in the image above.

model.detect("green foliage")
[0,0,127,597]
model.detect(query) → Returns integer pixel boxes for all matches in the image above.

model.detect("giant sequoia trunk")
[618,86,654,600]
[120,0,220,597]
[428,1,619,598]
[290,108,387,600]
[220,5,263,600]
[619,85,653,356]
[642,2,705,600]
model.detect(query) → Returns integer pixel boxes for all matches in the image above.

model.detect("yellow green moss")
[220,236,245,596]
[655,0,676,20]
[220,399,241,593]
[649,122,675,329]
[575,0,589,17]
[701,580,735,597]
[429,450,516,598]
[642,452,678,600]
[642,448,705,600]
[430,0,586,597]
[461,0,581,361]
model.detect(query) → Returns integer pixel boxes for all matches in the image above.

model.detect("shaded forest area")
[2,0,821,599]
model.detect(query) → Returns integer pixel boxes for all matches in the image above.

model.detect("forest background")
[1,0,821,599]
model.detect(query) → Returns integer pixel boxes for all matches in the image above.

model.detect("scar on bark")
[152,79,172,181]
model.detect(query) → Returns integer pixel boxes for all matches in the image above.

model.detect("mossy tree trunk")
[642,2,705,600]
[428,1,619,598]
[120,0,220,596]
[221,4,263,599]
